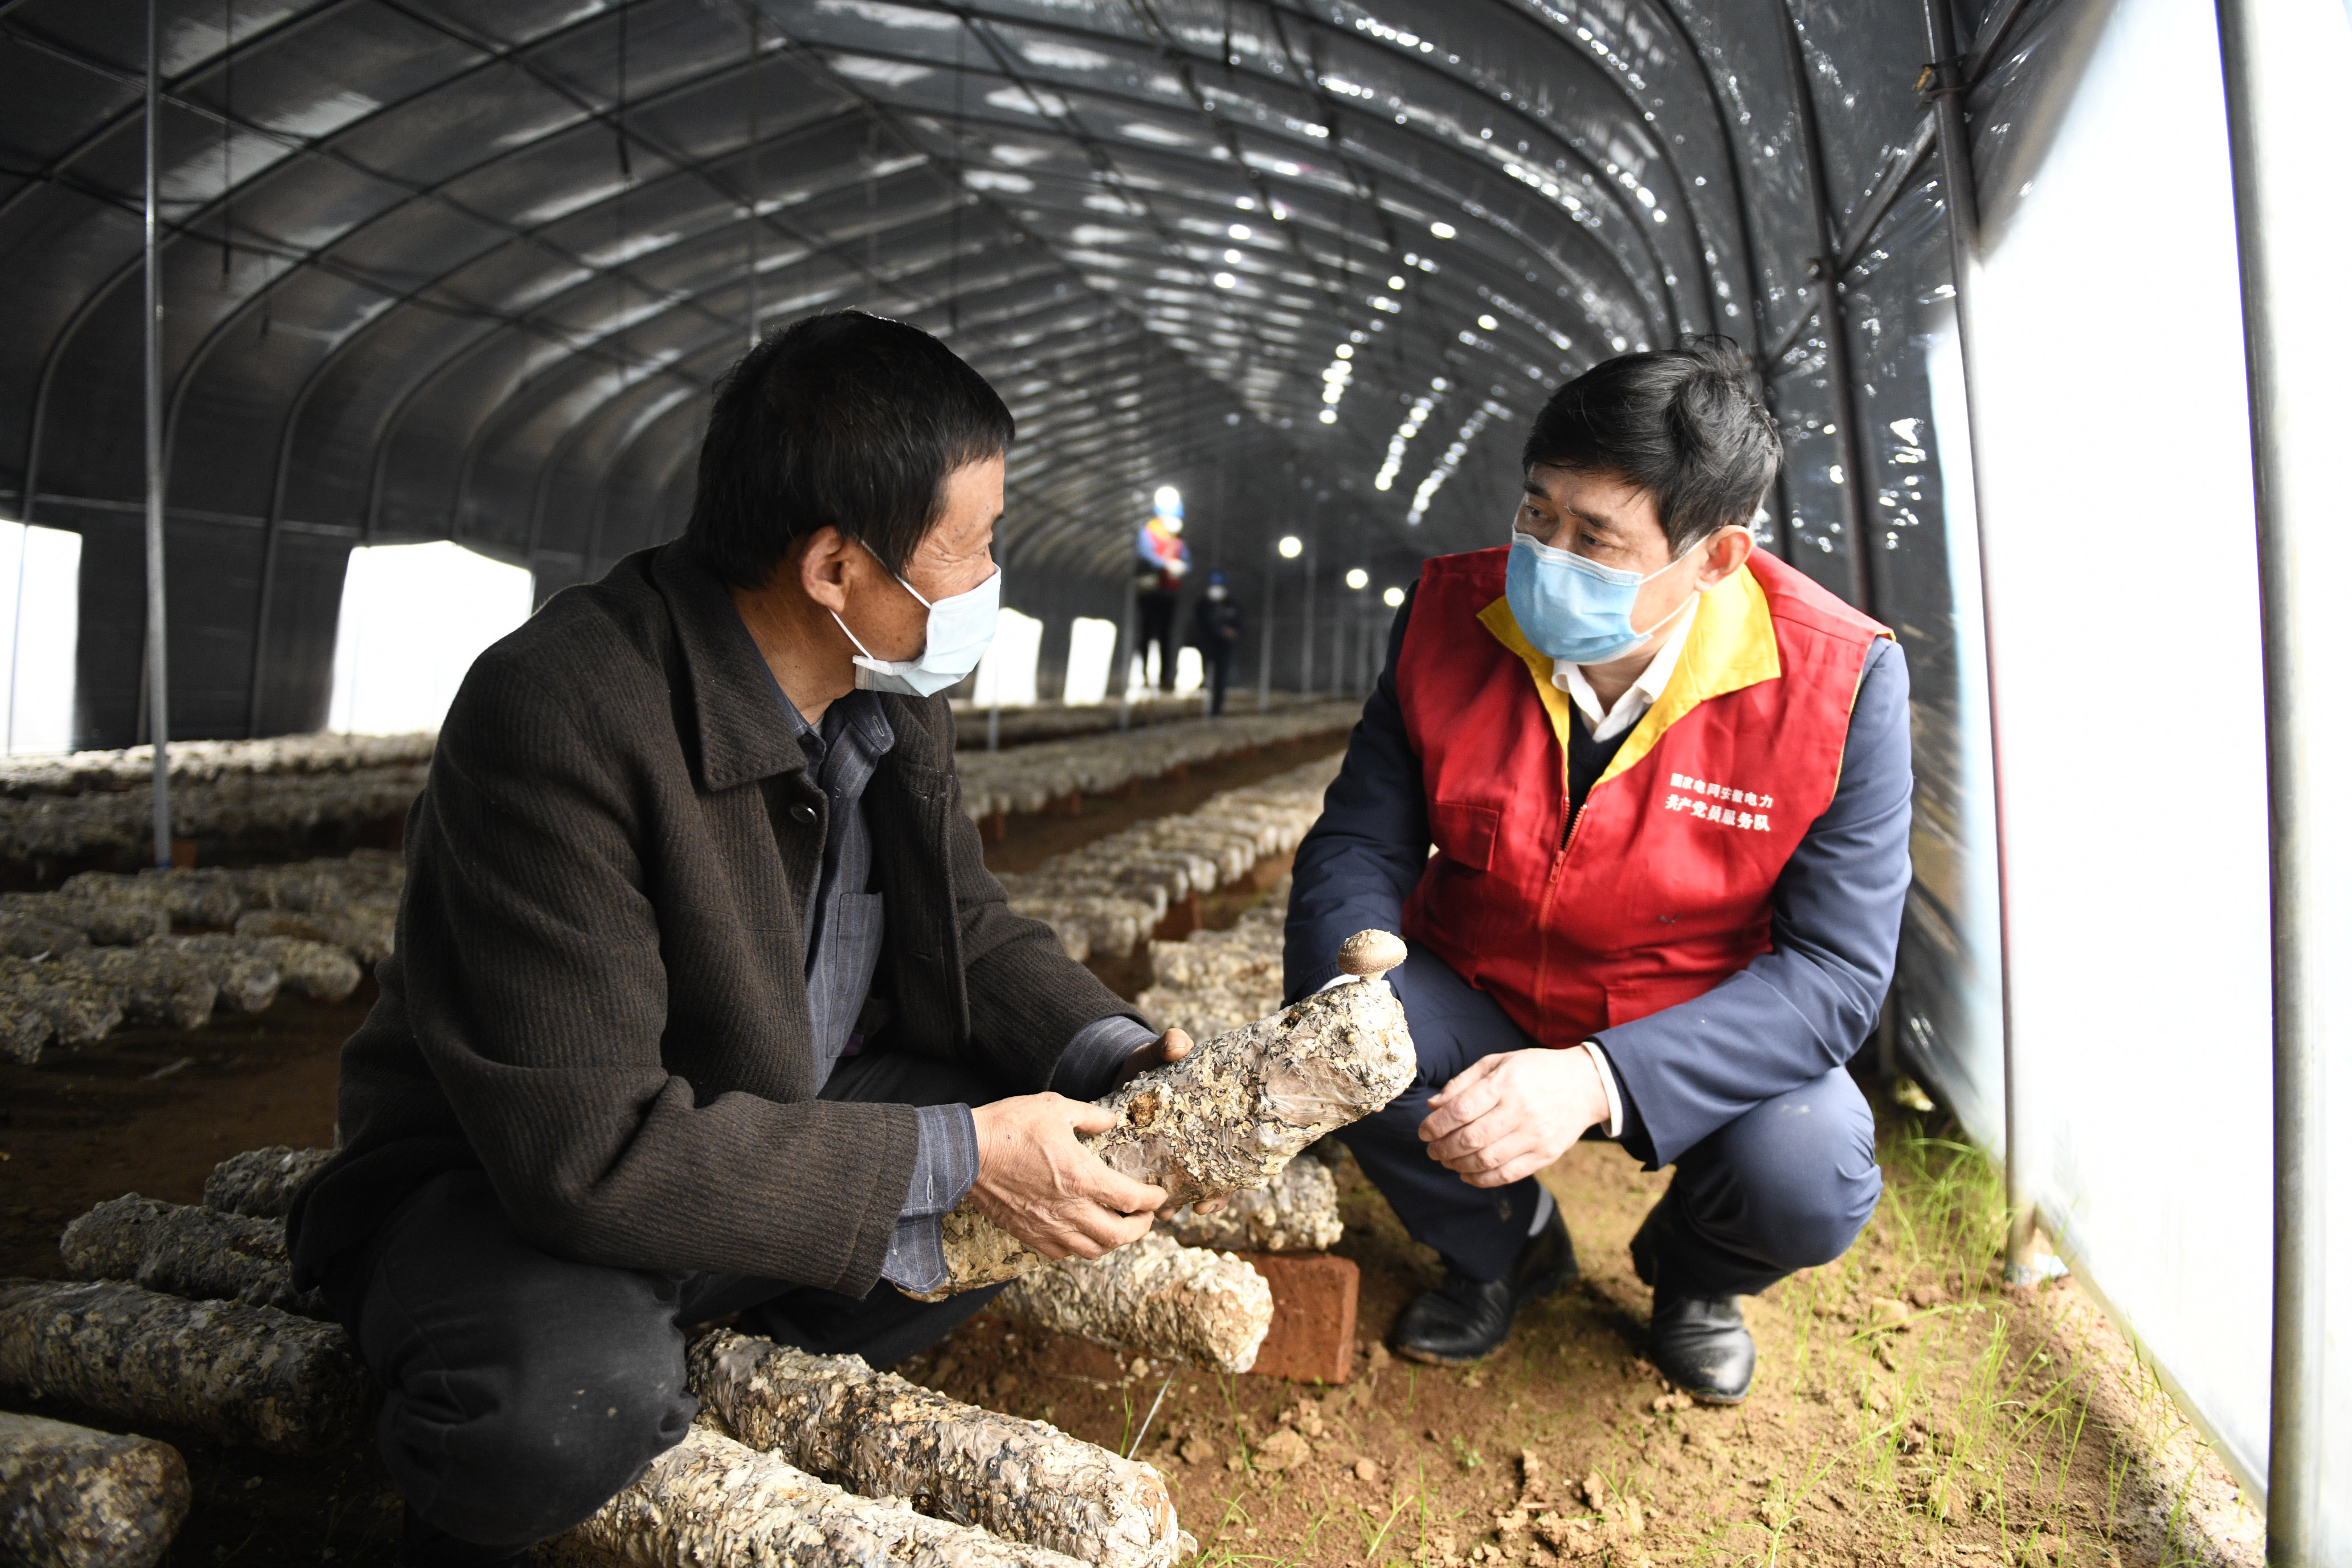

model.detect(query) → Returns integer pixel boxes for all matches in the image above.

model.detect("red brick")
[1239,1253,1359,1385]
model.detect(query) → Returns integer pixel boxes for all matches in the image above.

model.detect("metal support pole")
[142,0,173,869]
[1297,537,1316,700]
[2216,0,2328,1551]
[1338,610,1352,699]
[1256,536,1275,713]
[1921,0,2031,1283]
[1777,0,1877,615]
[1115,573,1136,732]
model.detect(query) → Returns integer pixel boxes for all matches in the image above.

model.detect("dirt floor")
[0,759,2231,1566]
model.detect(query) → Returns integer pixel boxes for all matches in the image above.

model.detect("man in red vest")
[1287,341,1909,1402]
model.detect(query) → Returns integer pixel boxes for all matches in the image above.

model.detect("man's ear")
[795,526,856,614]
[1694,524,1755,589]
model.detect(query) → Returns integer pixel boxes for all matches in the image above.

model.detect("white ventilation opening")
[0,520,79,754]
[328,542,533,736]
[971,607,1044,707]
[1061,616,1118,705]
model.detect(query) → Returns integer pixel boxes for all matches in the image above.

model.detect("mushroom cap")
[1336,929,1408,977]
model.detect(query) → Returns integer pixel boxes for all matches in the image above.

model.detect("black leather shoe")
[1627,1200,1755,1403]
[1646,1291,1756,1404]
[1391,1207,1577,1365]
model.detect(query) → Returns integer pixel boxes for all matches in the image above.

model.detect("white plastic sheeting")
[0,521,79,754]
[1958,0,2352,1511]
[1061,616,1117,707]
[328,542,534,736]
[971,607,1044,708]
[2217,0,2352,1546]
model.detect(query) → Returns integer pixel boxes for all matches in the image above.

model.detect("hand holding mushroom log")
[924,932,1414,1297]
[967,1096,1169,1261]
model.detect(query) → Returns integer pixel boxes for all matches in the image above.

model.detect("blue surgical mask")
[1504,528,1699,665]
[829,542,1000,697]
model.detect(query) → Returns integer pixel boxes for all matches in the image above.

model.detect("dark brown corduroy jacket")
[287,542,1138,1296]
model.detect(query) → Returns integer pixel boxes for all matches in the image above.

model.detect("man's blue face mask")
[828,540,1000,697]
[1503,526,1708,665]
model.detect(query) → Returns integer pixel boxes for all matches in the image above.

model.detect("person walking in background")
[1134,487,1190,692]
[1191,569,1244,716]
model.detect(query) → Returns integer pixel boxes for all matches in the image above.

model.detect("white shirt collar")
[1550,595,1698,742]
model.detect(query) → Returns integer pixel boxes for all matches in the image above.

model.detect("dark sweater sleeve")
[387,648,917,1289]
[1284,587,1430,999]
[1595,637,1914,1166]
[910,701,1149,1093]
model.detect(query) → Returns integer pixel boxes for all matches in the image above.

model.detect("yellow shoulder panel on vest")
[1475,595,1581,783]
[1473,565,1781,791]
[1603,564,1780,784]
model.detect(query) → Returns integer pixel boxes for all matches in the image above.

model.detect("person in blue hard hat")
[1134,491,1191,692]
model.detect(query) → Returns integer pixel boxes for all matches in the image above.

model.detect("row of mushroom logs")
[1,933,1415,1566]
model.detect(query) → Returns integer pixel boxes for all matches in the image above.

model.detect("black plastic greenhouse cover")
[6,0,2346,1554]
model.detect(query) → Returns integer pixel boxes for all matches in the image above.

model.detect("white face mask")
[828,540,1000,698]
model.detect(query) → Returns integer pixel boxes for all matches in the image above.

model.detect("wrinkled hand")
[969,1093,1167,1260]
[1113,1028,1228,1220]
[1419,1047,1609,1188]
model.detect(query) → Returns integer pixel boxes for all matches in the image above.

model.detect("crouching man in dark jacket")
[1285,340,1911,1403]
[288,312,1193,1566]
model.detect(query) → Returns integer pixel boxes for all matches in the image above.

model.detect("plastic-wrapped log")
[126,940,278,1016]
[998,871,1168,925]
[232,904,395,966]
[1161,1157,1343,1253]
[59,1197,326,1319]
[0,913,90,961]
[1132,986,1267,1049]
[920,948,1414,1297]
[0,1411,189,1568]
[688,1330,1179,1568]
[0,993,52,1064]
[998,896,1146,958]
[0,895,169,947]
[997,1234,1273,1375]
[202,1146,334,1219]
[50,950,214,1031]
[1148,931,1280,992]
[148,934,357,1004]
[60,871,251,930]
[0,961,124,1052]
[539,1423,1088,1568]
[0,1281,368,1455]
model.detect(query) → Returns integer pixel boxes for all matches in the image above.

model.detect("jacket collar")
[1476,562,1781,786]
[651,542,814,793]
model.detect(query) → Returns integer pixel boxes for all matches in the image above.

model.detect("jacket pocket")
[1427,799,1501,871]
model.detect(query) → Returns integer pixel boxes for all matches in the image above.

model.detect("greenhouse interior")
[0,0,2345,1563]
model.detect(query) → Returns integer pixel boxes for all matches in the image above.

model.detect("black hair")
[1520,336,1781,555]
[683,310,1015,587]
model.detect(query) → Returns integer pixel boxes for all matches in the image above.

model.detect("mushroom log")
[997,1232,1274,1374]
[920,934,1412,1298]
[0,1411,189,1568]
[58,1196,326,1319]
[538,1424,1089,1568]
[688,1330,1179,1568]
[0,1281,368,1456]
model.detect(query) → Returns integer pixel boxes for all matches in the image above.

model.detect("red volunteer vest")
[1395,546,1889,1048]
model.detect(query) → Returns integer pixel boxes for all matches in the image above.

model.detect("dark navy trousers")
[1338,947,1883,1296]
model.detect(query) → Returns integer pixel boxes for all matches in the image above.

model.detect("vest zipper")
[1533,770,1598,1045]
